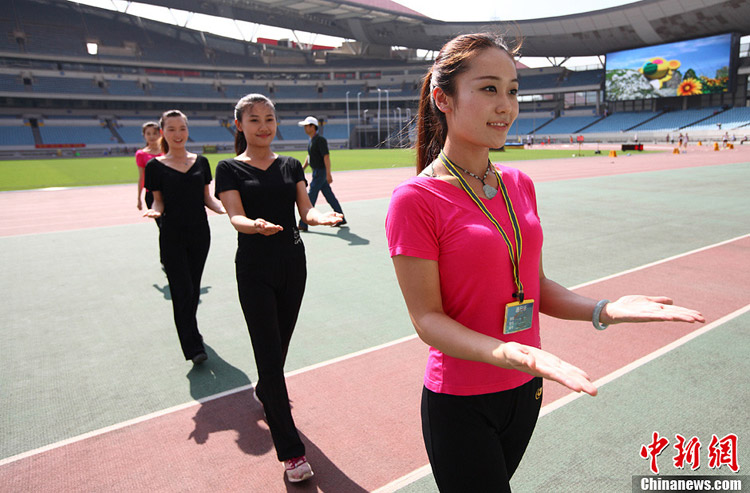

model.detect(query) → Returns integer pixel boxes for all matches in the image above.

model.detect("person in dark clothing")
[215,94,342,483]
[296,116,346,231]
[144,110,225,365]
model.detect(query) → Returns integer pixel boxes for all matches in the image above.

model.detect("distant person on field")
[683,133,689,149]
[297,116,346,231]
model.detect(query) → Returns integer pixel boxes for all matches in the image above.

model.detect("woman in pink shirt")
[136,121,162,213]
[385,32,704,492]
[136,121,163,264]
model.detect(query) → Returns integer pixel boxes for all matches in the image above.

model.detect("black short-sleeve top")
[308,134,329,170]
[144,154,212,227]
[214,155,306,258]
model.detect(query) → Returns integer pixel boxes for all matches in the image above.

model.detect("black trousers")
[236,247,307,461]
[160,220,209,360]
[421,377,543,492]
[145,191,163,264]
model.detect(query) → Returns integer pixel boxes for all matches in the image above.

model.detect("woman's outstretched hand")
[143,209,162,219]
[317,211,344,227]
[501,342,598,396]
[253,218,283,236]
[602,295,705,325]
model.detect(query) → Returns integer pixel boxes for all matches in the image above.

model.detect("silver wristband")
[592,299,610,331]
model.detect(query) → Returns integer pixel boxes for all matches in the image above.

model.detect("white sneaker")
[284,456,313,483]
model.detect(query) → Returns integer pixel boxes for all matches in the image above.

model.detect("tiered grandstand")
[0,0,748,158]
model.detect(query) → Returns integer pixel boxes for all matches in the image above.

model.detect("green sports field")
[0,148,647,191]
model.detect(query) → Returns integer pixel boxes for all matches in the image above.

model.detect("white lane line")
[0,334,418,467]
[567,233,749,291]
[2,235,748,467]
[372,304,750,493]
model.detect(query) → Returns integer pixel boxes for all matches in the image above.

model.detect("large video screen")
[605,33,733,101]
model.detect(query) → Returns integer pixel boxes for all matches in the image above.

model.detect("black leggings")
[160,221,209,360]
[236,248,307,461]
[421,377,543,492]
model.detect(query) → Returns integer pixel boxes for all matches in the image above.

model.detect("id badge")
[503,299,535,334]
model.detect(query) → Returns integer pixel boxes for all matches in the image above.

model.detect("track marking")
[2,235,747,468]
[373,303,750,493]
[569,233,750,291]
[0,334,417,467]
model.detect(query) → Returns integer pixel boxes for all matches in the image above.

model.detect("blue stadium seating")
[507,118,553,137]
[277,125,308,141]
[582,112,659,133]
[106,80,146,97]
[632,108,721,131]
[558,70,604,87]
[188,126,235,142]
[535,115,601,134]
[0,126,36,146]
[685,107,750,130]
[222,84,270,100]
[0,74,25,93]
[31,77,102,95]
[272,85,322,100]
[38,125,116,145]
[321,124,349,139]
[149,82,222,99]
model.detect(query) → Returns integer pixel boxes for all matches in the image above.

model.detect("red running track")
[1,147,748,491]
[1,236,747,492]
[1,145,748,237]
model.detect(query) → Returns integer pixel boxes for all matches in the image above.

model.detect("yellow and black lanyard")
[438,151,534,334]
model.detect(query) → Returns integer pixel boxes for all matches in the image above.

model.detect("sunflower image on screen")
[639,57,681,89]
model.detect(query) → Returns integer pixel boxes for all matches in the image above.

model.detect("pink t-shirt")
[135,149,161,168]
[385,165,543,396]
[136,149,161,192]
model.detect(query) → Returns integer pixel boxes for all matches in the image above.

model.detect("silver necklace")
[450,160,497,199]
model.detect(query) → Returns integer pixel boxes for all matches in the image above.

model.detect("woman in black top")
[144,110,225,365]
[215,94,342,483]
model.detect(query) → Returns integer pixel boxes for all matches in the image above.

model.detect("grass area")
[0,147,656,191]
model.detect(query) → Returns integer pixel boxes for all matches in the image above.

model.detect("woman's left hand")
[143,209,162,219]
[601,295,705,325]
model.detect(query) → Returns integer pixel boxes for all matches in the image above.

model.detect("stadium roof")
[137,0,750,56]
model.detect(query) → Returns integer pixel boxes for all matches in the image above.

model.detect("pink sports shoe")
[284,456,314,482]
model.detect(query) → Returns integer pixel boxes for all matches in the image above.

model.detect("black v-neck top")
[144,154,212,228]
[214,155,307,259]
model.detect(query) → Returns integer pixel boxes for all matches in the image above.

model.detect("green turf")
[0,148,657,191]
